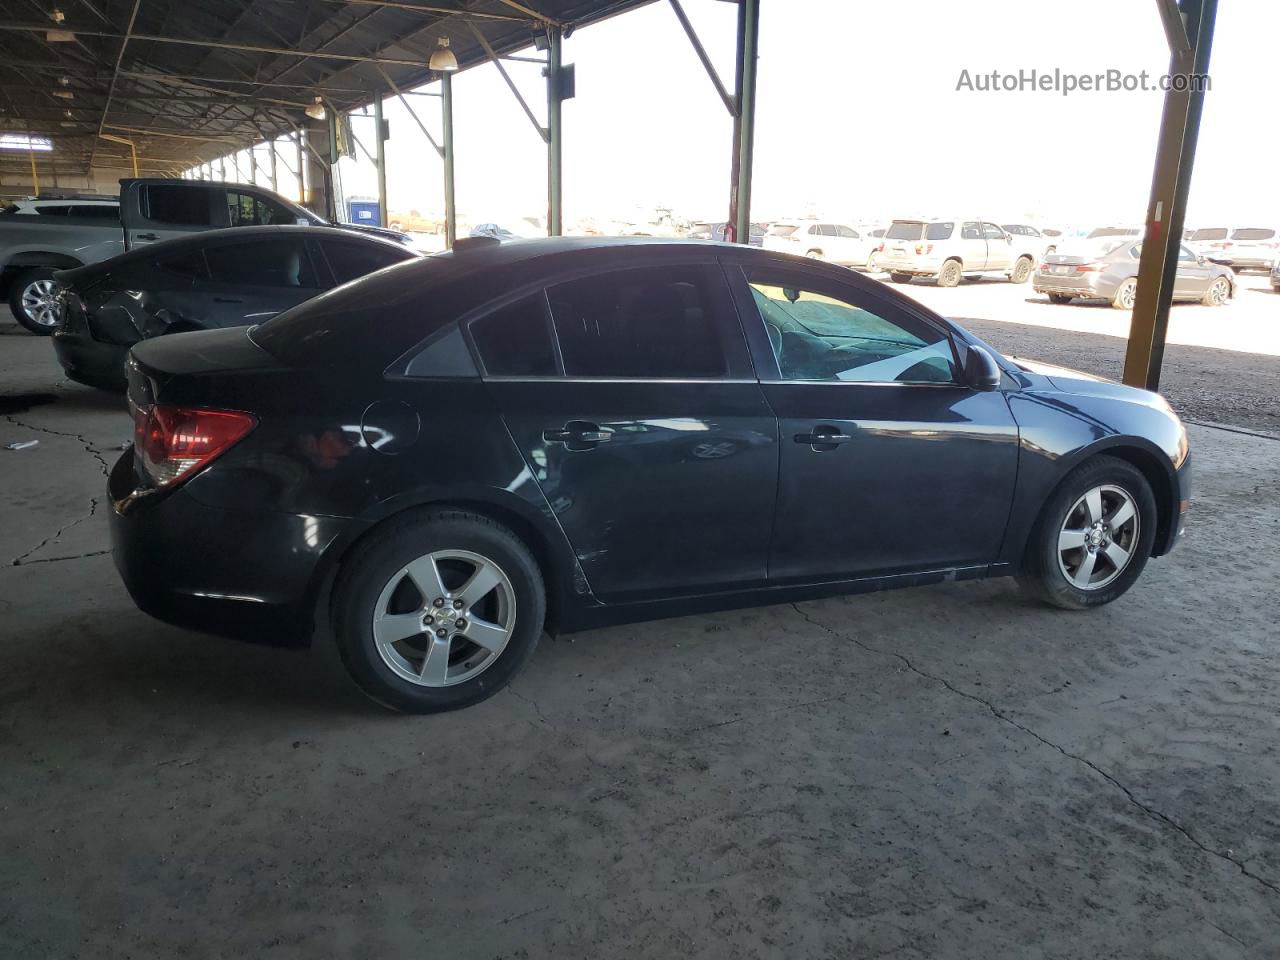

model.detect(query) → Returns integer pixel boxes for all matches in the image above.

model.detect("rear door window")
[143,185,215,226]
[205,236,318,288]
[227,190,296,227]
[1232,228,1275,241]
[546,264,735,379]
[470,295,558,377]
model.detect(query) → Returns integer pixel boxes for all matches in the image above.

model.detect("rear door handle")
[795,425,853,451]
[213,297,244,303]
[543,421,614,451]
[135,232,159,241]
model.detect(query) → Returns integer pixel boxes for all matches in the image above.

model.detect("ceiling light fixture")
[304,97,326,120]
[429,37,458,73]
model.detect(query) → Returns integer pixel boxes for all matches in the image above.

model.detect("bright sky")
[290,0,1278,231]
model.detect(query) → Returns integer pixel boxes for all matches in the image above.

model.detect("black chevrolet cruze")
[109,237,1190,713]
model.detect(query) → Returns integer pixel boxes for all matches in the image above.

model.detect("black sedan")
[51,225,418,390]
[108,237,1191,713]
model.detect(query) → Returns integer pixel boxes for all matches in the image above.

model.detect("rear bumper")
[1033,274,1111,298]
[51,330,128,391]
[1218,255,1275,270]
[108,449,358,646]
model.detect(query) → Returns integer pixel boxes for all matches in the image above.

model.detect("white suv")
[0,196,119,219]
[762,220,877,269]
[876,219,1036,286]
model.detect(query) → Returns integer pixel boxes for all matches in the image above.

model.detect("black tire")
[805,249,824,260]
[937,260,962,287]
[1010,256,1034,284]
[1048,294,1073,305]
[1017,456,1157,611]
[331,509,546,713]
[889,271,913,284]
[7,267,62,335]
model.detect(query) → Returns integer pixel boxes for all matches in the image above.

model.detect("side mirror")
[963,344,1002,391]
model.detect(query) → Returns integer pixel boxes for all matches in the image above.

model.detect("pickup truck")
[1,178,408,334]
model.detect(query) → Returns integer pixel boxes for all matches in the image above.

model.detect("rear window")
[34,205,71,216]
[927,222,955,241]
[886,221,924,241]
[1232,228,1275,241]
[1189,227,1228,241]
[69,204,119,220]
[767,224,797,236]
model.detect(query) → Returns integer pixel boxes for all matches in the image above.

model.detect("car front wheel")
[1018,456,1157,610]
[332,509,546,713]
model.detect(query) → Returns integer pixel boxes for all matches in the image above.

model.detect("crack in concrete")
[10,549,110,567]
[6,415,113,567]
[507,684,554,727]
[4,414,111,477]
[11,498,99,566]
[791,602,1280,898]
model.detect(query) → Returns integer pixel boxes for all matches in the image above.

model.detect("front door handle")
[795,425,853,451]
[543,421,614,452]
[213,297,244,303]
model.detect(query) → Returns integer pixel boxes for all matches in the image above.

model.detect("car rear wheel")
[937,260,962,287]
[1010,256,1034,284]
[888,272,913,284]
[1111,277,1137,309]
[1201,276,1230,306]
[864,252,879,273]
[1018,456,1156,611]
[805,249,824,260]
[8,267,62,335]
[331,509,546,713]
[1048,294,1074,305]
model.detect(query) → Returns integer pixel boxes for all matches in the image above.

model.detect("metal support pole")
[250,143,258,185]
[29,145,38,194]
[295,132,304,203]
[269,137,278,192]
[442,72,456,248]
[1123,0,1217,391]
[374,94,388,228]
[546,26,563,236]
[730,0,759,244]
[219,156,226,181]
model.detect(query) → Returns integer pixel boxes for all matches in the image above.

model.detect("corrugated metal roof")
[0,0,655,176]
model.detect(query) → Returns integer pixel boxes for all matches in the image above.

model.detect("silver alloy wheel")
[1056,483,1140,591]
[1208,277,1229,305]
[20,278,62,327]
[371,548,516,687]
[1117,279,1137,309]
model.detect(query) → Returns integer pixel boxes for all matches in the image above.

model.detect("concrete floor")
[2,290,1279,958]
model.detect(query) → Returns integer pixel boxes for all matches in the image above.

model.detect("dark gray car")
[50,225,418,390]
[1034,238,1235,308]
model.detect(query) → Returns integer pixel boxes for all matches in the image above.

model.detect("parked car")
[1271,257,1280,292]
[1033,238,1234,308]
[109,237,1190,713]
[876,219,1035,286]
[762,220,877,268]
[51,226,417,390]
[1086,225,1143,240]
[1192,226,1279,272]
[1184,226,1228,258]
[1,177,410,335]
[687,221,765,246]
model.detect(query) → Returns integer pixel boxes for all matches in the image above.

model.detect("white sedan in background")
[762,220,878,269]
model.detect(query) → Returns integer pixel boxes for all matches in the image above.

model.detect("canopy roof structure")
[0,0,651,176]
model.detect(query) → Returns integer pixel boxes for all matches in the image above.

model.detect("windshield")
[886,221,924,241]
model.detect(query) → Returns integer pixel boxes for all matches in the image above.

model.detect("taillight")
[877,242,885,253]
[1075,262,1106,273]
[132,404,257,488]
[914,243,934,255]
